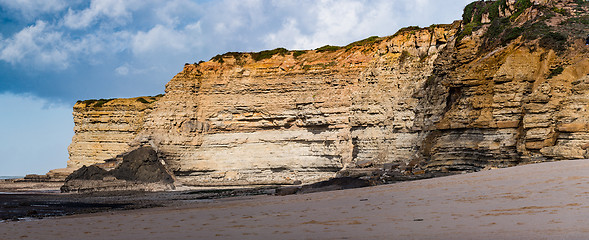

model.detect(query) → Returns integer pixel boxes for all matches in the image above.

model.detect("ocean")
[0,176,23,180]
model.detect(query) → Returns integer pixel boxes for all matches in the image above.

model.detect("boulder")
[61,146,175,193]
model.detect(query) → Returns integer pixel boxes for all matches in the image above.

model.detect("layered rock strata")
[125,23,462,186]
[49,97,161,180]
[63,0,589,187]
[67,97,161,169]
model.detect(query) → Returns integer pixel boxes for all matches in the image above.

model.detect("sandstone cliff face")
[66,97,160,170]
[123,23,460,186]
[64,0,589,186]
[422,0,589,170]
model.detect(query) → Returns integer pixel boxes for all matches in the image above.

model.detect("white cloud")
[315,0,363,35]
[0,0,66,19]
[115,64,130,75]
[0,19,136,70]
[0,0,473,72]
[263,0,399,50]
[131,23,202,56]
[63,0,137,29]
[0,21,51,64]
[263,0,473,50]
[206,0,266,35]
[132,25,179,53]
[0,20,88,69]
[154,0,202,26]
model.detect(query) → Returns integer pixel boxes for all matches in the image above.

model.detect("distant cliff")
[51,0,589,187]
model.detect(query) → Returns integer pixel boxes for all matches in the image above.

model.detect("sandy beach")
[2,160,589,239]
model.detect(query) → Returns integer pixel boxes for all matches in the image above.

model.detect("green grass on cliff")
[463,0,508,25]
[561,15,589,25]
[344,36,381,50]
[211,48,308,63]
[251,48,289,61]
[481,18,568,53]
[77,94,163,108]
[462,0,531,24]
[391,26,422,38]
[77,98,115,108]
[460,0,578,54]
[211,52,243,63]
[315,45,342,52]
[136,97,150,104]
[538,32,568,52]
[456,22,481,42]
[293,50,306,58]
[510,0,533,20]
[547,66,565,79]
[314,36,383,53]
[459,0,532,43]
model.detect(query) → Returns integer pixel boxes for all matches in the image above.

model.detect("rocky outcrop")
[55,96,161,176]
[421,0,589,170]
[61,146,175,192]
[62,0,589,187]
[48,97,161,180]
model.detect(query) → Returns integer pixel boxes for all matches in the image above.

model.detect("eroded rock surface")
[66,97,161,169]
[61,0,589,187]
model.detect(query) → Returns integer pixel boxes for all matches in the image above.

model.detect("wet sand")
[0,186,274,222]
[2,160,589,239]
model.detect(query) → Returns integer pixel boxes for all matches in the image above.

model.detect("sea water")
[0,176,23,180]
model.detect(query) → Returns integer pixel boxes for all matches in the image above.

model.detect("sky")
[0,0,473,176]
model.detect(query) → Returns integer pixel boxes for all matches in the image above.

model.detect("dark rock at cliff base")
[61,146,175,193]
[110,146,174,183]
[276,177,371,196]
[301,177,371,192]
[65,165,109,181]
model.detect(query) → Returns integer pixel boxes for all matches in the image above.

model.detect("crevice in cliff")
[445,87,463,113]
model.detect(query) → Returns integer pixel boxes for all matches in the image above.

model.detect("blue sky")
[0,0,472,176]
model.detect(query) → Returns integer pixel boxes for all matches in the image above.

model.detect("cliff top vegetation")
[458,0,588,54]
[77,94,164,108]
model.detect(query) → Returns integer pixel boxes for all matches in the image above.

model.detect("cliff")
[57,0,589,187]
[67,97,162,169]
